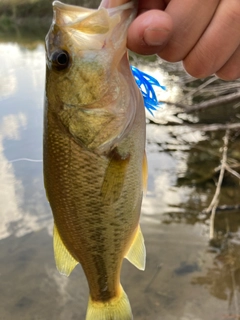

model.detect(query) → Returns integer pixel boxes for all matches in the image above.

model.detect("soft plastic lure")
[131,65,166,115]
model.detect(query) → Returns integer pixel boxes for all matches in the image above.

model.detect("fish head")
[45,1,135,107]
[45,1,138,152]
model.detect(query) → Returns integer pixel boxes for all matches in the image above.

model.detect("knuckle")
[183,45,215,78]
[224,5,240,28]
[216,68,240,81]
[159,48,184,63]
[159,40,188,62]
[216,50,240,80]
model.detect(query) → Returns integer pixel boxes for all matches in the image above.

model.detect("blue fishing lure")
[131,65,166,115]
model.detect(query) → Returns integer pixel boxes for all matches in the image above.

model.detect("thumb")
[127,10,173,55]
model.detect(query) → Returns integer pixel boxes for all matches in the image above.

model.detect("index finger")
[108,0,166,10]
[137,0,166,13]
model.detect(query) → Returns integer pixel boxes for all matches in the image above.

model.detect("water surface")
[1,40,240,320]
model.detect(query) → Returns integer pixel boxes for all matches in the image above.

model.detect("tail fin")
[86,285,133,320]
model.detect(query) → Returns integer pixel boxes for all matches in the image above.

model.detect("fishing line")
[9,158,43,163]
[8,68,163,165]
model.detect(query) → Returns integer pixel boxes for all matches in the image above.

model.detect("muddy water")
[0,39,240,320]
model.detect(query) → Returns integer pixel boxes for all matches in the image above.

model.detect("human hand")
[127,0,240,80]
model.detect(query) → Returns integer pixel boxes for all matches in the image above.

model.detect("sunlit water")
[1,42,240,320]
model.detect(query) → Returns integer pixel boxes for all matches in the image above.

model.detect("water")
[1,39,240,320]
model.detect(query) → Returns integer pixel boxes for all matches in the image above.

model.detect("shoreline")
[0,0,98,40]
[0,15,51,41]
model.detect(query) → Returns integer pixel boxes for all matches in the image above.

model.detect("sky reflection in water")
[0,43,51,240]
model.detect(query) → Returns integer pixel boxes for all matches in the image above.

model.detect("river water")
[0,37,240,320]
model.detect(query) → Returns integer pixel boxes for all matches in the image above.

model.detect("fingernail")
[143,28,169,46]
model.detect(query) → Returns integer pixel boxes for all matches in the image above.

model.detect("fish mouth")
[53,1,95,12]
[48,1,136,52]
[52,0,135,32]
[52,1,96,27]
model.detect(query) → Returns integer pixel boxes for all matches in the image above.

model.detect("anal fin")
[125,225,146,271]
[53,223,78,276]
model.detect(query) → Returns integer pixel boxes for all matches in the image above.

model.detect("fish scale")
[44,1,146,319]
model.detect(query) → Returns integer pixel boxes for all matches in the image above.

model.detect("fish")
[44,1,147,319]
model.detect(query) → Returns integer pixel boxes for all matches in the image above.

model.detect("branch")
[185,91,240,113]
[185,123,240,132]
[158,100,186,109]
[181,76,218,102]
[230,263,240,320]
[215,204,240,212]
[158,91,240,113]
[225,164,240,180]
[203,130,230,239]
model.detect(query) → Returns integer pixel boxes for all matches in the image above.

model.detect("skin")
[44,2,145,318]
[113,0,240,80]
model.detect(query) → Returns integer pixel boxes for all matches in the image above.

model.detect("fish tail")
[86,285,133,320]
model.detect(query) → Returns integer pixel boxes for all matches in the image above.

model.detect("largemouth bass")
[44,1,147,319]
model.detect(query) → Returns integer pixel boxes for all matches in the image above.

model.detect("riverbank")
[0,0,99,40]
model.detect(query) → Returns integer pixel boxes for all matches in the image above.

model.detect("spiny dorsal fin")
[53,223,78,276]
[125,225,146,271]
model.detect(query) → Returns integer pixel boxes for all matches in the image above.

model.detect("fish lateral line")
[44,1,146,319]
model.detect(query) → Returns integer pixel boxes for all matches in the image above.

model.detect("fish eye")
[51,49,70,71]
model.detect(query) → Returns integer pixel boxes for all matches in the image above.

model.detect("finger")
[108,0,165,9]
[127,10,173,55]
[216,45,240,81]
[137,0,166,13]
[107,0,133,7]
[158,0,220,62]
[183,0,240,78]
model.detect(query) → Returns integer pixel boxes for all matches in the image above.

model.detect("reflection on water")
[1,40,240,320]
[0,112,26,239]
[0,43,52,242]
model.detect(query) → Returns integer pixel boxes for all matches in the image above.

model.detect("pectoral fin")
[125,225,146,271]
[101,148,130,203]
[53,224,78,276]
